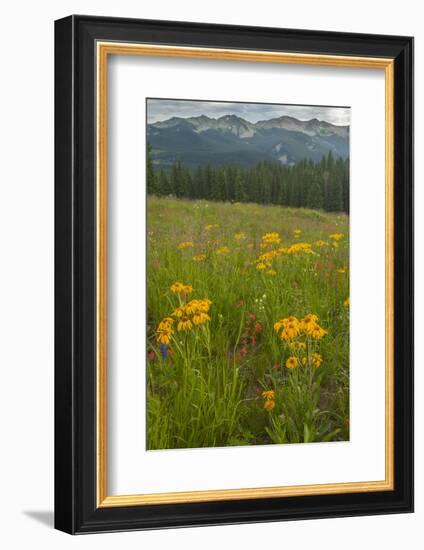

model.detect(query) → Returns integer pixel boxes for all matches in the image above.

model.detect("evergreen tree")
[146,144,158,194]
[157,170,172,195]
[325,178,343,212]
[306,180,324,209]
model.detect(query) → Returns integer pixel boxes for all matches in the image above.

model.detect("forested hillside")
[147,147,349,213]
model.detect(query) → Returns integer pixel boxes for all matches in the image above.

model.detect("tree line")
[147,147,349,213]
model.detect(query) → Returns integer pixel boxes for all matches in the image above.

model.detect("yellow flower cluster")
[312,353,322,367]
[177,241,194,250]
[234,232,246,241]
[274,314,327,341]
[260,232,281,248]
[315,240,328,247]
[285,242,313,255]
[172,299,212,331]
[156,284,212,344]
[293,229,302,237]
[262,390,275,412]
[170,282,193,294]
[192,254,207,262]
[286,352,322,369]
[329,233,344,241]
[205,224,220,231]
[216,246,230,255]
[255,241,314,270]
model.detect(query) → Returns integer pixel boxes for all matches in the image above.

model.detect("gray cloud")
[147,99,350,126]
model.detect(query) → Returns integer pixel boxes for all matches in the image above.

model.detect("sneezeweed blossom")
[312,353,323,367]
[177,241,194,250]
[205,223,219,231]
[234,232,246,241]
[286,242,313,255]
[170,282,193,294]
[261,232,281,248]
[156,317,174,345]
[192,254,207,262]
[336,267,347,274]
[274,314,327,341]
[329,233,344,241]
[172,298,212,332]
[344,297,350,308]
[274,316,301,341]
[216,246,230,255]
[314,240,328,247]
[293,229,302,238]
[286,356,299,369]
[262,390,275,411]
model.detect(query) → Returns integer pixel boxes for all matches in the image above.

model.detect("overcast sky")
[147,99,350,126]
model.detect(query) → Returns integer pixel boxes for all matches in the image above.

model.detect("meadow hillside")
[147,196,349,450]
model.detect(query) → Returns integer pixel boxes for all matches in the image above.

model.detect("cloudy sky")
[147,99,350,126]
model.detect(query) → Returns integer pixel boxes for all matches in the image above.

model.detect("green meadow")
[146,196,349,450]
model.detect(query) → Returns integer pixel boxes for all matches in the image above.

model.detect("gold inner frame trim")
[96,41,395,508]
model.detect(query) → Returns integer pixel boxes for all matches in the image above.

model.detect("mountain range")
[147,114,349,169]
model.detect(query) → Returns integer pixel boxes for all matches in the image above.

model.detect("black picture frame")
[55,14,414,534]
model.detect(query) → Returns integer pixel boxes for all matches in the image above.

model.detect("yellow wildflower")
[178,319,193,331]
[234,232,246,240]
[286,356,299,369]
[286,242,313,255]
[262,390,275,412]
[315,240,328,247]
[170,282,193,294]
[266,269,277,276]
[156,317,174,344]
[192,312,211,325]
[281,322,300,341]
[264,399,275,412]
[344,297,350,308]
[177,241,194,250]
[312,353,323,367]
[293,229,302,238]
[262,390,275,401]
[192,254,207,262]
[311,325,327,340]
[261,232,281,247]
[329,233,344,241]
[336,267,347,274]
[299,313,319,335]
[216,246,230,255]
[205,223,220,231]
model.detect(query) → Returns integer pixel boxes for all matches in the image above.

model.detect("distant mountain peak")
[147,112,349,169]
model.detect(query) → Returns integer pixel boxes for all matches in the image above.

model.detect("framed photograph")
[54,15,413,534]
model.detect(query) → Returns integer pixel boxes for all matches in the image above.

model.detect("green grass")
[147,196,349,450]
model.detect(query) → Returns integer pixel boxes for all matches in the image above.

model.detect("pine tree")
[306,180,324,209]
[146,144,158,194]
[326,178,343,212]
[234,171,246,202]
[157,170,171,195]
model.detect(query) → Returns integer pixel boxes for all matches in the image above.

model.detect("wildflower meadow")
[147,196,349,450]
